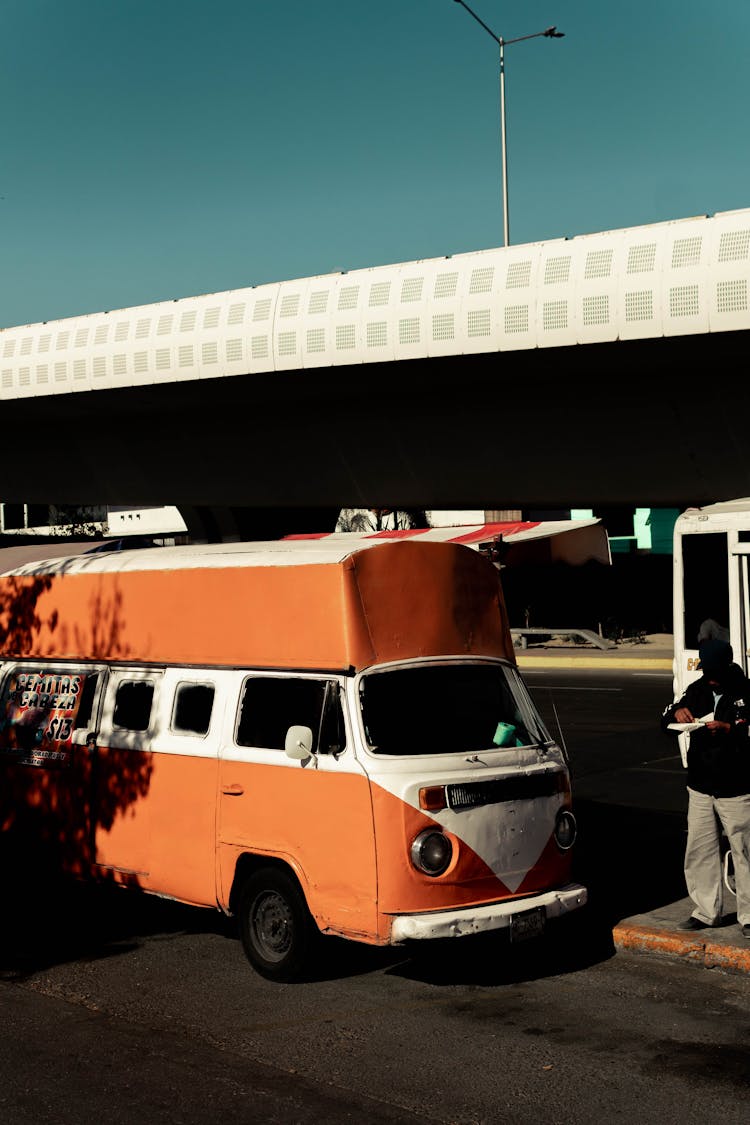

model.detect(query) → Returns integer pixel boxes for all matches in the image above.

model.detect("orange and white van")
[0,538,586,979]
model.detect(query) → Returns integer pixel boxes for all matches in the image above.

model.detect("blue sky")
[2,0,749,329]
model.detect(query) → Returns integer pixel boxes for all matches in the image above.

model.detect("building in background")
[0,503,107,537]
[0,503,186,544]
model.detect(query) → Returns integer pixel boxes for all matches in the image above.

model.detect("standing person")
[697,616,730,644]
[661,638,750,937]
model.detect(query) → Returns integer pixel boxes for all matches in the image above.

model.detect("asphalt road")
[523,666,679,802]
[525,666,689,924]
[6,666,749,1125]
[3,889,750,1124]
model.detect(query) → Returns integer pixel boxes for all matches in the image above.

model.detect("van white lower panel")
[389,883,587,942]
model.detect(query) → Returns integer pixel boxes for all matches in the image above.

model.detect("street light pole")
[453,1,564,247]
[499,36,508,248]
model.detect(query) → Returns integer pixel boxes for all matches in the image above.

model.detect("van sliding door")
[94,668,163,880]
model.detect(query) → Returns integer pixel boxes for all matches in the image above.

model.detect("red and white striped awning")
[284,520,611,567]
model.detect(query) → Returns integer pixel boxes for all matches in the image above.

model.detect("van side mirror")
[285,725,314,760]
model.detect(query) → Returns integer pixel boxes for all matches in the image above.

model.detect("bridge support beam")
[2,329,750,510]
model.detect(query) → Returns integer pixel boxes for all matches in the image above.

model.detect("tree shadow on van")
[0,575,157,978]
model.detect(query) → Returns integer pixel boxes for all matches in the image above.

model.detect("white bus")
[672,498,750,892]
[672,499,750,702]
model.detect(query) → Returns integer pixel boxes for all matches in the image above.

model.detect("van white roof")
[0,517,610,577]
[0,537,513,669]
[0,537,403,577]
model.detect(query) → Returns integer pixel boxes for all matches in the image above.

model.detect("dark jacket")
[661,664,750,797]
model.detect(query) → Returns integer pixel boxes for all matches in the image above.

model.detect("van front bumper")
[388,883,587,943]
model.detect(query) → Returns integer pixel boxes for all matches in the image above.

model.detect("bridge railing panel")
[297,274,344,369]
[708,210,750,336]
[271,278,310,373]
[661,215,712,338]
[359,266,400,367]
[496,244,543,354]
[457,249,502,357]
[574,229,624,346]
[536,238,582,350]
[391,259,438,365]
[328,269,369,368]
[618,221,668,341]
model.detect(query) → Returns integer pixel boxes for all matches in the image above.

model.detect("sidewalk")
[612,899,750,974]
[515,631,674,672]
[517,632,750,975]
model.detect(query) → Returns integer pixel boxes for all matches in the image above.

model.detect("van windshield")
[359,662,551,756]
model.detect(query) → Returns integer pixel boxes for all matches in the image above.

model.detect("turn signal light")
[419,785,447,812]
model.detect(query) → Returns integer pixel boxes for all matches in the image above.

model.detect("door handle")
[222,783,244,796]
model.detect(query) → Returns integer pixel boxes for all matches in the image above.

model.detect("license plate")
[509,907,546,943]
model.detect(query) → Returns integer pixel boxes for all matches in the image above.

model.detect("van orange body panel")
[216,760,377,937]
[92,749,219,905]
[369,783,572,927]
[0,542,513,670]
[370,783,509,916]
[92,746,152,875]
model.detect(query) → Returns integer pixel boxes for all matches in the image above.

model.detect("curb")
[516,655,673,671]
[612,922,750,975]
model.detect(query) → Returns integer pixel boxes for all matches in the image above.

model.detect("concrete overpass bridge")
[2,207,750,538]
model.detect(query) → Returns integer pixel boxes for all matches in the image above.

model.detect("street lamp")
[453,1,564,247]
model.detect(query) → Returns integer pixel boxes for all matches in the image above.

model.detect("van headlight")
[410,830,453,877]
[554,809,577,851]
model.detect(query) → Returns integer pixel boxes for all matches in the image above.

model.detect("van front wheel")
[238,868,316,981]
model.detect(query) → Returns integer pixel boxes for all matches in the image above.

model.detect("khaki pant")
[685,788,750,926]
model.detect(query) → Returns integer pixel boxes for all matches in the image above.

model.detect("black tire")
[238,867,316,982]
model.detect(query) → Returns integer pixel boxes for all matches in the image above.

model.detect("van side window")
[236,678,327,751]
[113,681,154,732]
[75,673,99,730]
[319,682,346,755]
[172,683,214,736]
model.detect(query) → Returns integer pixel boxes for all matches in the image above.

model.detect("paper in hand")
[668,712,714,733]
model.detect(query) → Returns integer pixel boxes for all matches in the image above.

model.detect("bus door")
[679,530,730,687]
[732,543,750,679]
[218,674,377,939]
[93,667,164,881]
